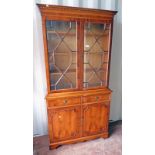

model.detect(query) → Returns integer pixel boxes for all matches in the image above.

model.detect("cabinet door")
[83,22,111,88]
[82,102,109,136]
[48,105,81,142]
[46,20,77,91]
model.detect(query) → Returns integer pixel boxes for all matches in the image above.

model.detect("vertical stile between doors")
[77,20,84,136]
[77,21,84,90]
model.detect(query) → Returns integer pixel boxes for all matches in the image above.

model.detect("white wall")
[109,0,122,121]
[33,0,122,136]
[33,2,48,136]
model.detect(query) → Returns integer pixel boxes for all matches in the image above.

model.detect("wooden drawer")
[48,97,81,107]
[82,94,110,103]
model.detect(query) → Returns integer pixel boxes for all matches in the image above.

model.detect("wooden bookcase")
[38,4,117,149]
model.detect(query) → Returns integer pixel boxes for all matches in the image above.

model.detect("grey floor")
[33,121,122,155]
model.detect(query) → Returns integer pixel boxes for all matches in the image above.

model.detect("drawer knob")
[63,100,68,105]
[96,96,99,101]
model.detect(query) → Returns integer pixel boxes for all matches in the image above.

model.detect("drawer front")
[82,94,110,103]
[48,97,81,107]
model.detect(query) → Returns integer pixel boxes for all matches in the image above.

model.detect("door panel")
[48,105,81,142]
[83,22,111,88]
[82,102,109,136]
[46,20,77,90]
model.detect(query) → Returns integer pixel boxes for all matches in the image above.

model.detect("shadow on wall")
[109,0,122,121]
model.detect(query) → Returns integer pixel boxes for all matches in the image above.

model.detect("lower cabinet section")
[82,102,109,136]
[48,105,81,142]
[46,89,112,149]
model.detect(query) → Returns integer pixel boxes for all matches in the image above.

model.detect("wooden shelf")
[50,68,106,74]
[84,51,108,54]
[84,62,108,64]
[48,51,77,55]
[48,51,108,56]
[47,30,109,36]
[47,30,75,36]
[50,69,76,74]
[85,31,109,36]
[48,51,108,53]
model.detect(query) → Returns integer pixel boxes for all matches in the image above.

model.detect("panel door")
[48,105,81,142]
[82,102,109,136]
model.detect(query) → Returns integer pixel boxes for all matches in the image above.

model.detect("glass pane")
[83,23,111,88]
[46,20,77,90]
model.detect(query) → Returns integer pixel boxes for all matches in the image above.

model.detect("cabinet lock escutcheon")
[96,96,99,101]
[63,100,68,105]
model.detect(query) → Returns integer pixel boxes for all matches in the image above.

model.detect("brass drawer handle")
[63,100,68,105]
[58,115,62,122]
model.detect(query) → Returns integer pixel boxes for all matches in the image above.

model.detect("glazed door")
[46,20,78,91]
[82,102,109,136]
[83,22,111,88]
[48,105,81,142]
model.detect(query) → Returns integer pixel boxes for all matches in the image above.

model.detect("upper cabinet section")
[38,4,117,93]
